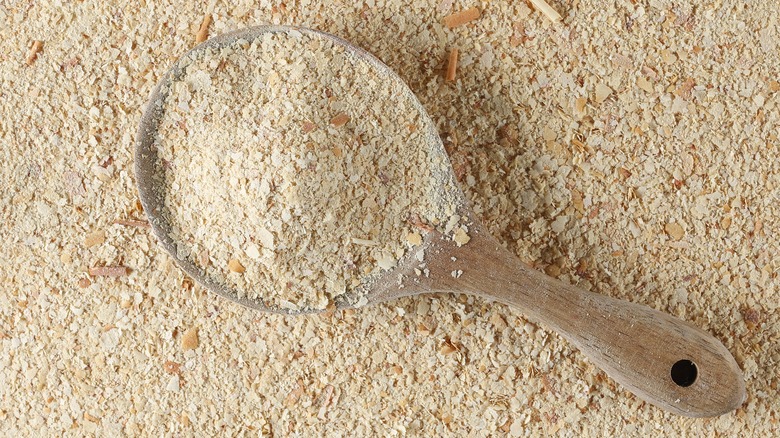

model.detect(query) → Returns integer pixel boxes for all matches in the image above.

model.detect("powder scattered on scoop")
[155,30,459,311]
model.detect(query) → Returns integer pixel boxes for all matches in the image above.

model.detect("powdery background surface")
[2,0,778,436]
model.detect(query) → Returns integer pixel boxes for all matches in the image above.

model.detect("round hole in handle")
[670,359,698,387]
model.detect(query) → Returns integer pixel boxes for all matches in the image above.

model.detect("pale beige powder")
[2,0,778,436]
[156,31,456,311]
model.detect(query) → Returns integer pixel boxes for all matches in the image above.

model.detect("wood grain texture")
[364,218,745,417]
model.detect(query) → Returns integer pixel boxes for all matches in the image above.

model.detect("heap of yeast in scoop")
[156,30,459,311]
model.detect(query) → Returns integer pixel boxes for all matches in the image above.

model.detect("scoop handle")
[418,229,745,417]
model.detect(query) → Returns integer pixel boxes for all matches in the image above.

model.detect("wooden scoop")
[135,25,745,417]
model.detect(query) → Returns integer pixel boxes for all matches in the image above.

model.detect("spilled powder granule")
[156,30,459,311]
